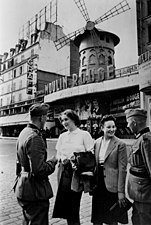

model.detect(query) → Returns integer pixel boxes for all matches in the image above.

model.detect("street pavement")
[0,138,133,225]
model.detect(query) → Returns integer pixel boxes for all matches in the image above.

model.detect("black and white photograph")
[0,0,151,224]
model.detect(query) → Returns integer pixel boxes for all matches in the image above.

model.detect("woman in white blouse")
[52,109,94,225]
[91,115,128,225]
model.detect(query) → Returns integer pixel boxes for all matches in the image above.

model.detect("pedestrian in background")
[91,114,128,225]
[15,103,57,225]
[125,108,151,225]
[52,109,94,225]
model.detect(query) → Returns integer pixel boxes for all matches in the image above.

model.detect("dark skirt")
[91,165,128,224]
[52,162,82,222]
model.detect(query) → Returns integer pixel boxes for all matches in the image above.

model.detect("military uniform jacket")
[128,127,151,203]
[15,123,56,201]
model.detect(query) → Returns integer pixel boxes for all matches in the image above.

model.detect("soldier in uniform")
[15,103,58,225]
[125,108,151,225]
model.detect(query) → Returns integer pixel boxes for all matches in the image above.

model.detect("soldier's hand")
[118,192,126,207]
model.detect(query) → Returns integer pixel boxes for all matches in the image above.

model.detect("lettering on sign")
[138,50,151,65]
[45,67,106,95]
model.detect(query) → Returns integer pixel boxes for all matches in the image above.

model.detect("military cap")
[125,108,147,119]
[29,103,49,116]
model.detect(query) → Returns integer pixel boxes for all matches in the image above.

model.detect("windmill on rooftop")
[55,0,131,79]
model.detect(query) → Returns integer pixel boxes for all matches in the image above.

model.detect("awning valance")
[0,113,30,127]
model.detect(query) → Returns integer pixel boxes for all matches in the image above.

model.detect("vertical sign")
[27,58,34,94]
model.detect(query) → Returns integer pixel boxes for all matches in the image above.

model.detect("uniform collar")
[28,123,41,132]
[135,127,150,139]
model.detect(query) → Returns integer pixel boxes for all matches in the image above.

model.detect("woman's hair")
[60,109,80,127]
[101,114,116,125]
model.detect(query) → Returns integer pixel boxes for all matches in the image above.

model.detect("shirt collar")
[67,128,79,135]
[135,127,150,139]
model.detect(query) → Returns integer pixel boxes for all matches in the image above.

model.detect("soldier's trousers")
[132,201,151,225]
[17,198,49,225]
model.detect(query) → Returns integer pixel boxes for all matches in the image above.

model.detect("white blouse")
[99,138,110,164]
[56,128,94,161]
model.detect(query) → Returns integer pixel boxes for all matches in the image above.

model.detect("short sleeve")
[83,131,94,152]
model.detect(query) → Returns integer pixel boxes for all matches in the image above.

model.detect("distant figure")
[45,127,50,138]
[125,108,151,225]
[15,103,57,225]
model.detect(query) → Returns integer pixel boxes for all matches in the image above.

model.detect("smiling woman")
[91,114,128,225]
[52,109,94,225]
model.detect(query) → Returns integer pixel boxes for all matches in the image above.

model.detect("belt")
[99,163,104,167]
[21,166,29,172]
[129,169,149,178]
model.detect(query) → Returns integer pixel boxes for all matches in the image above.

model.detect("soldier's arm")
[26,135,57,178]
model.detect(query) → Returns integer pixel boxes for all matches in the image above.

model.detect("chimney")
[2,52,8,62]
[10,48,15,57]
[15,44,21,54]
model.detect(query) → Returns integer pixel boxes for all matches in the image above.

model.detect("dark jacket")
[15,123,56,201]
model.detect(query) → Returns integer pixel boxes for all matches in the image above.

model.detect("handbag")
[72,151,96,174]
[109,198,133,221]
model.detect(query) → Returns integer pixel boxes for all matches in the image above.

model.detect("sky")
[0,0,138,69]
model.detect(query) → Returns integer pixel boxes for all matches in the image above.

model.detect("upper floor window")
[106,37,109,43]
[3,63,6,71]
[12,82,16,91]
[82,56,86,66]
[31,49,34,56]
[13,69,16,78]
[19,80,22,89]
[7,97,10,105]
[12,95,15,103]
[99,54,105,65]
[8,72,11,80]
[20,66,23,75]
[19,93,22,102]
[89,54,95,65]
[108,56,112,65]
[14,58,18,65]
[148,24,151,43]
[0,98,3,106]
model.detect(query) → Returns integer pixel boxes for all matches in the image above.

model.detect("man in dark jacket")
[15,103,57,225]
[125,108,151,225]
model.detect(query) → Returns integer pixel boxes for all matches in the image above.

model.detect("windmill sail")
[94,0,130,25]
[54,0,130,50]
[73,0,90,22]
[54,27,85,50]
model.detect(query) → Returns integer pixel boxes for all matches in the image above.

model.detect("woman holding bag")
[52,109,94,225]
[91,114,128,225]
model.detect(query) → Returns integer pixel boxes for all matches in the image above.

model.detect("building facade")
[0,21,79,136]
[137,0,151,126]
